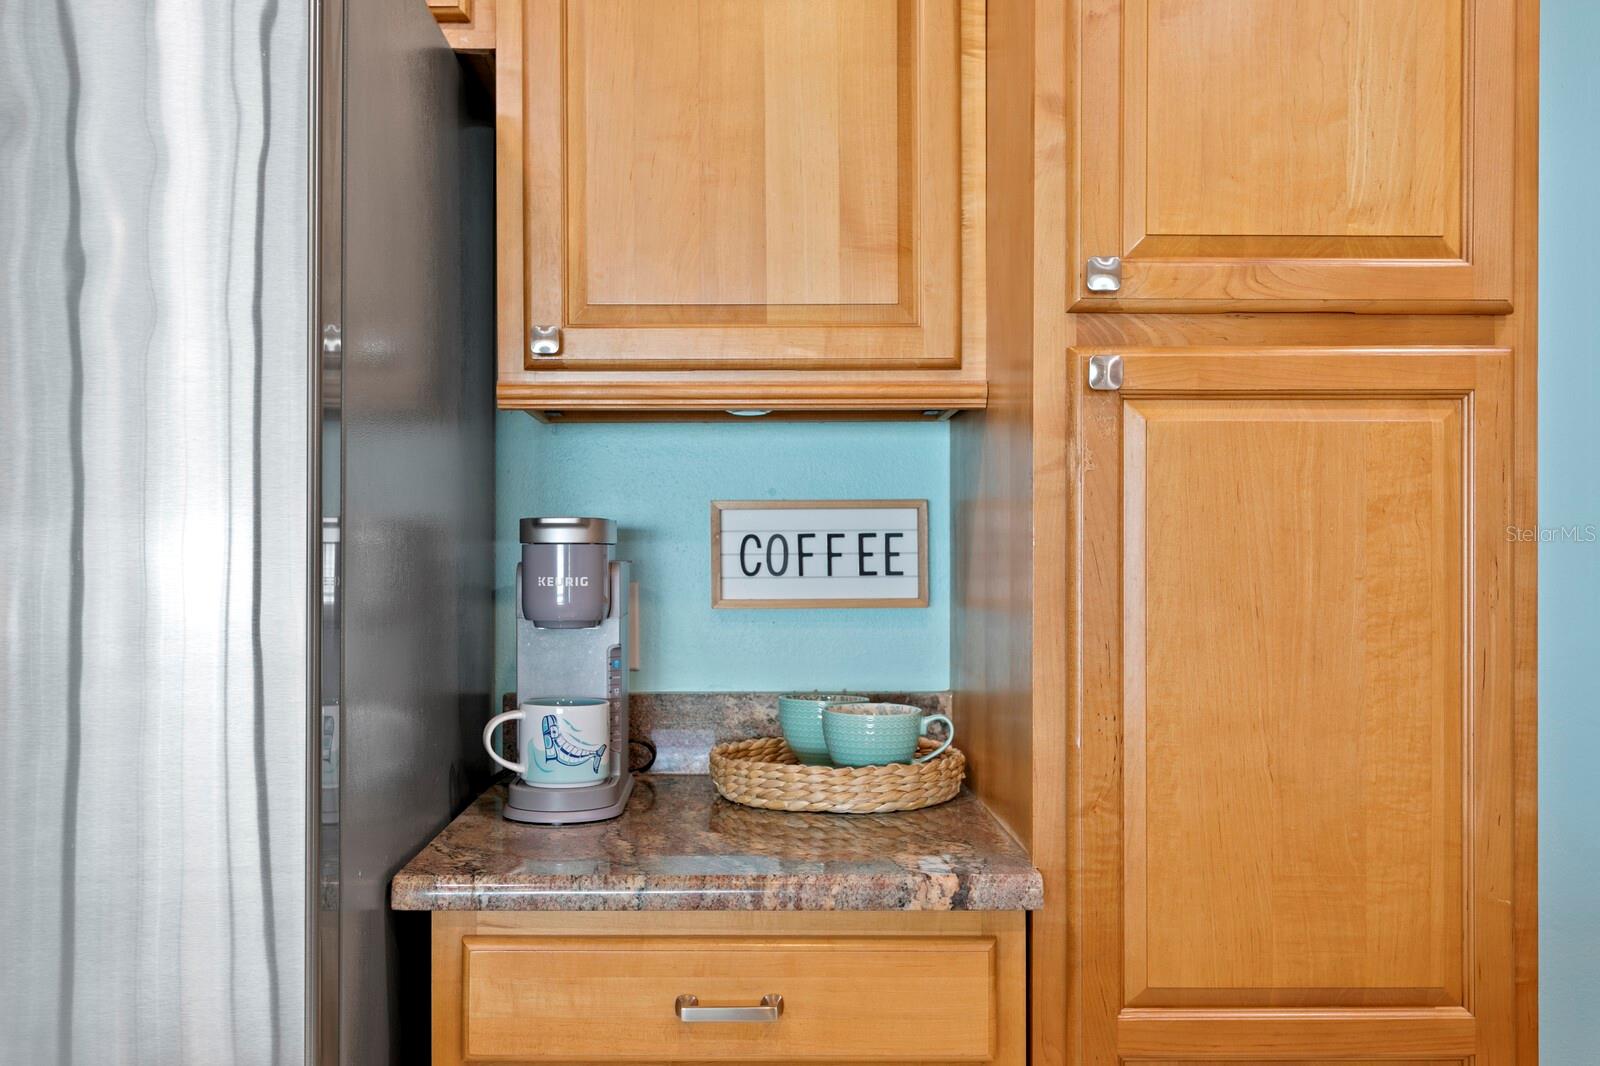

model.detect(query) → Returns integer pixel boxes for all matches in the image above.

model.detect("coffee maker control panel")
[606,643,623,700]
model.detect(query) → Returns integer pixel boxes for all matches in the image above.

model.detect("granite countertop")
[392,775,1043,912]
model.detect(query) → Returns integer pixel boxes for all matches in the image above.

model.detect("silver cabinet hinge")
[1086,256,1123,293]
[529,325,562,356]
[1088,354,1123,391]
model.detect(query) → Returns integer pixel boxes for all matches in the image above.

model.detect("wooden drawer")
[433,912,1025,1066]
[459,934,996,1063]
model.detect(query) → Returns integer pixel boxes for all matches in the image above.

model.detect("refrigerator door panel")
[0,1,312,1063]
[322,0,496,1062]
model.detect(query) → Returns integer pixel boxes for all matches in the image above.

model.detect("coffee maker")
[503,516,633,824]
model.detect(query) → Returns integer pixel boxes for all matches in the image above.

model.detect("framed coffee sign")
[711,500,929,609]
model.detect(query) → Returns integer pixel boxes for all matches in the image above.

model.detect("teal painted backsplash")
[1541,2,1600,1058]
[495,414,950,694]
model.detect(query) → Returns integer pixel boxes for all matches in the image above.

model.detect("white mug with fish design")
[484,697,612,788]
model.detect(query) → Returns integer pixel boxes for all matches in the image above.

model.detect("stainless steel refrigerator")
[0,1,495,1062]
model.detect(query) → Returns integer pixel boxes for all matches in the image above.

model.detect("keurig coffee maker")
[482,517,633,824]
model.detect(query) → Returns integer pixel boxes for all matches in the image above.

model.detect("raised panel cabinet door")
[1075,349,1515,1061]
[1073,1,1515,310]
[504,0,983,372]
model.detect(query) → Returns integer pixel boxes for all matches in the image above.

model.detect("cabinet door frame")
[1070,0,1516,312]
[499,0,984,374]
[1073,347,1515,1061]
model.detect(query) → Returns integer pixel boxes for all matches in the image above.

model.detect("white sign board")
[712,500,929,608]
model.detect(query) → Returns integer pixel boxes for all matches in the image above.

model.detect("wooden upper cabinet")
[429,0,496,51]
[1073,0,1515,311]
[428,0,473,22]
[1077,347,1514,1061]
[497,0,985,397]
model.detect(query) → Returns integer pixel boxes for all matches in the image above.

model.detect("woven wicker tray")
[709,736,965,814]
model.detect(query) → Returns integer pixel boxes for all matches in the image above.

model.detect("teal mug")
[822,702,955,767]
[778,692,867,765]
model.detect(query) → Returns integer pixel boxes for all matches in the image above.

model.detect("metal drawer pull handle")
[674,994,784,1023]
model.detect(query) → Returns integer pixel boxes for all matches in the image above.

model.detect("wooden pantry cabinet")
[1070,0,1516,311]
[952,1,1537,1065]
[1075,346,1515,1060]
[491,0,989,415]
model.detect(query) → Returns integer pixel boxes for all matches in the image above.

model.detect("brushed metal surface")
[314,1,345,1062]
[0,0,311,1062]
[529,324,562,356]
[1086,254,1124,292]
[674,994,786,1023]
[330,1,496,1063]
[1087,354,1124,391]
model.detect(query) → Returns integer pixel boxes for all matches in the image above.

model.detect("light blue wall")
[495,414,950,694]
[1541,4,1600,1060]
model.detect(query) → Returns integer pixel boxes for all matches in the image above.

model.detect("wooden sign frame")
[711,499,930,609]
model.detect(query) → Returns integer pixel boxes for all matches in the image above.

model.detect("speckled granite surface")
[392,775,1041,912]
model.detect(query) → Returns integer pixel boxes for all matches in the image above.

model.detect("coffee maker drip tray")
[503,774,635,826]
